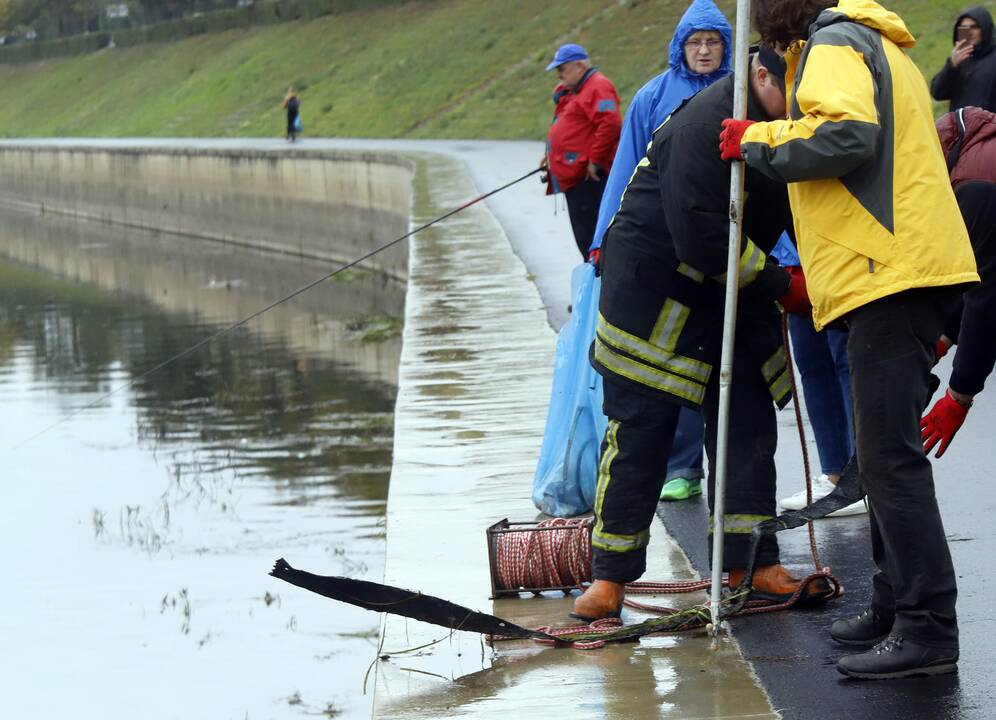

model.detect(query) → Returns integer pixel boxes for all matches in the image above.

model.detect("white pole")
[710,0,752,641]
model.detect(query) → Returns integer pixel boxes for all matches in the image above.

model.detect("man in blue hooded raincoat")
[592,0,732,503]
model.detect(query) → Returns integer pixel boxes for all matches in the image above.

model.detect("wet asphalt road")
[657,357,996,720]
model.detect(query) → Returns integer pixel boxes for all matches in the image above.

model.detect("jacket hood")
[953,6,995,58]
[668,0,732,82]
[937,105,996,157]
[814,0,916,48]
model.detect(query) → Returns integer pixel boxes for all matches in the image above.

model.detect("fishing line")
[11,166,543,450]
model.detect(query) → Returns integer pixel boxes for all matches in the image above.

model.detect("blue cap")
[545,43,589,71]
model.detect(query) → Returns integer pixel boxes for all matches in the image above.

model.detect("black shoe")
[830,607,894,647]
[836,634,959,680]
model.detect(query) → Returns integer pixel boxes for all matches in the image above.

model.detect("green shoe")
[660,477,702,501]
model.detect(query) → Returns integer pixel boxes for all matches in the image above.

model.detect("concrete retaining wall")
[0,146,414,280]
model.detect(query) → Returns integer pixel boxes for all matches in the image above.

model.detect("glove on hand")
[921,389,971,458]
[720,119,756,161]
[777,266,811,315]
[588,247,602,276]
[935,337,952,363]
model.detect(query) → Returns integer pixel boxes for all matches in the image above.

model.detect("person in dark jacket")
[572,50,824,622]
[282,86,301,142]
[921,108,996,458]
[587,0,734,505]
[931,6,996,112]
[543,44,623,259]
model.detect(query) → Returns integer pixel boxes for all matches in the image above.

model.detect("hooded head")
[810,0,915,49]
[668,0,732,82]
[953,6,995,58]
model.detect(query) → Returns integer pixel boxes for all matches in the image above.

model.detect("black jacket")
[593,74,794,409]
[948,182,996,396]
[931,6,996,113]
[604,73,792,302]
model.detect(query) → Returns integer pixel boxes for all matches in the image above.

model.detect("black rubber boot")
[830,607,894,647]
[836,634,958,680]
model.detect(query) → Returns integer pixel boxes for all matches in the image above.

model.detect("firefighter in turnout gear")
[574,50,829,621]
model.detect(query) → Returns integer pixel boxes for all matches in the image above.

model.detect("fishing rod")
[11,166,543,451]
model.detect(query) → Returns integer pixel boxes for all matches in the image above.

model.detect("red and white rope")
[494,517,593,592]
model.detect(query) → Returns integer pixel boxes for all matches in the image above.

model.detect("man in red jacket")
[542,44,623,259]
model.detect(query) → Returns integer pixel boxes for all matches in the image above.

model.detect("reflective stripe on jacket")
[741,0,978,330]
[593,77,793,410]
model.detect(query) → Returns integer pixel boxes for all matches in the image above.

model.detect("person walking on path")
[587,0,733,503]
[931,6,996,113]
[574,50,825,623]
[542,44,622,259]
[282,86,301,142]
[921,107,996,458]
[723,0,979,679]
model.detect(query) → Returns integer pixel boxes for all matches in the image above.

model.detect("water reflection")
[0,205,404,719]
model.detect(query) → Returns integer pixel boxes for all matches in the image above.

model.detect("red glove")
[777,266,811,315]
[588,247,602,276]
[935,337,952,363]
[720,119,756,161]
[921,389,971,458]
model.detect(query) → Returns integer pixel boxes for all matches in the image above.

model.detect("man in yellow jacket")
[719,0,978,679]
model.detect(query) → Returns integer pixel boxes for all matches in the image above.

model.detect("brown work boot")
[728,564,831,605]
[571,579,626,621]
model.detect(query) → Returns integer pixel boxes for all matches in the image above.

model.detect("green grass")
[0,0,990,139]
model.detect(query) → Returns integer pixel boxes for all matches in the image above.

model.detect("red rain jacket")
[546,69,622,193]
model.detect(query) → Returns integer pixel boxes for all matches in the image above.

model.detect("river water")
[0,204,404,719]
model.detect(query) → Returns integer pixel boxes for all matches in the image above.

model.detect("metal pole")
[710,0,752,641]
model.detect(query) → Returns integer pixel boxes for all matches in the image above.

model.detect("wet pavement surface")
[657,365,996,720]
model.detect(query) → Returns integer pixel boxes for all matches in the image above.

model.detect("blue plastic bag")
[532,262,607,517]
[293,115,303,133]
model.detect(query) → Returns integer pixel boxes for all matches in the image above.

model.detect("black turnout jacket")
[593,73,794,409]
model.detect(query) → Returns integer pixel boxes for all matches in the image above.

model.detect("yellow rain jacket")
[741,0,978,329]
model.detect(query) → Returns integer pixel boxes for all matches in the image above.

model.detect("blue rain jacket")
[589,0,732,252]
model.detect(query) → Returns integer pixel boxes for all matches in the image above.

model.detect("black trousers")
[564,178,605,260]
[591,344,780,583]
[847,287,960,648]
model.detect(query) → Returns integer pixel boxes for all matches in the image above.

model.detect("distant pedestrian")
[283,86,301,142]
[542,44,622,259]
[930,6,996,112]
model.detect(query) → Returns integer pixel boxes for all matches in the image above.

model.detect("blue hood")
[668,0,733,82]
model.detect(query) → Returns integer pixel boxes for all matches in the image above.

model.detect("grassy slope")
[0,0,990,139]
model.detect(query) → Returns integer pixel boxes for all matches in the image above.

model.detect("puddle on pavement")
[0,204,404,719]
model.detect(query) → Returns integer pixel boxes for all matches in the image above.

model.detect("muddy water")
[0,205,404,719]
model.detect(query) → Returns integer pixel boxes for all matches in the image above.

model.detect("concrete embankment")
[0,144,412,280]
